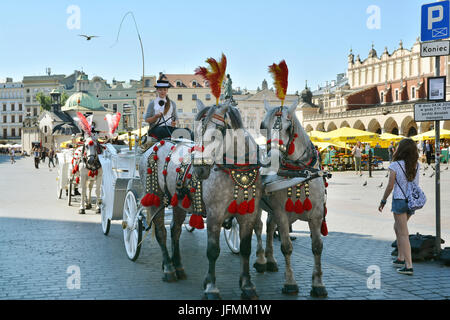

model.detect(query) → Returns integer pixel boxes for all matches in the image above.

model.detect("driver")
[144,78,178,140]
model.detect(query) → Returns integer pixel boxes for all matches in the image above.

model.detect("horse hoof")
[96,208,101,214]
[310,286,328,298]
[162,272,177,283]
[79,209,85,215]
[86,204,92,210]
[266,262,278,272]
[253,262,266,273]
[241,289,259,300]
[202,292,221,300]
[282,284,299,295]
[176,269,187,280]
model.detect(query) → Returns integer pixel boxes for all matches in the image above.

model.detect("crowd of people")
[31,146,56,169]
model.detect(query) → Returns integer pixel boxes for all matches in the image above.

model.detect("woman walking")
[352,141,363,176]
[378,138,420,275]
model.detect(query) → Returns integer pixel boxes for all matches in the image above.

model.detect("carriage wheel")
[100,188,110,235]
[123,190,143,261]
[67,178,73,206]
[223,217,240,254]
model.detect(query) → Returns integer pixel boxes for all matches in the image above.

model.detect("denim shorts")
[392,199,415,215]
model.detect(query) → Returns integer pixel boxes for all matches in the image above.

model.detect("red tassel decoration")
[321,220,328,236]
[170,193,178,207]
[294,199,304,214]
[228,200,238,214]
[141,193,154,207]
[182,195,191,208]
[247,198,255,214]
[153,146,158,152]
[187,174,192,179]
[324,206,328,217]
[153,195,161,207]
[165,157,171,162]
[238,200,248,215]
[288,142,295,155]
[88,140,94,146]
[147,168,152,174]
[303,197,313,211]
[153,155,158,161]
[76,177,80,184]
[160,140,165,145]
[176,168,181,173]
[285,198,294,212]
[325,181,329,188]
[162,170,168,176]
[189,214,204,230]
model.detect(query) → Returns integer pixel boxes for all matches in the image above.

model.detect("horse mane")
[227,106,244,129]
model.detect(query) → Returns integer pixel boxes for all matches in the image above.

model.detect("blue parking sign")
[422,0,450,42]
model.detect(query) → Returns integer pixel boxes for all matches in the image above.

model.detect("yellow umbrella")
[324,127,379,143]
[313,141,351,151]
[411,129,450,141]
[308,130,330,142]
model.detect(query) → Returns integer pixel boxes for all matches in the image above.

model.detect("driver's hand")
[156,112,163,119]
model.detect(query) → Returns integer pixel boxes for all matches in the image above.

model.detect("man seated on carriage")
[144,77,193,142]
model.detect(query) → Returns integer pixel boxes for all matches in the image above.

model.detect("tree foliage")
[36,91,70,112]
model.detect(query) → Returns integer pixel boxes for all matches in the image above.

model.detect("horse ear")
[288,100,298,116]
[264,100,271,112]
[197,99,206,113]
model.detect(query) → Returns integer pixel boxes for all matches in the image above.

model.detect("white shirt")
[153,97,173,120]
[388,160,420,200]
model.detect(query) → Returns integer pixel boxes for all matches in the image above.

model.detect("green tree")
[36,91,70,112]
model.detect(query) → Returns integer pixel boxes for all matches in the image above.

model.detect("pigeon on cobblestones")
[363,181,367,186]
[378,182,383,188]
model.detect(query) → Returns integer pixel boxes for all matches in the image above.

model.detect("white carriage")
[99,139,241,262]
[56,149,78,206]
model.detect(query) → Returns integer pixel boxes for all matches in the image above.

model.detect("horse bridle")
[265,107,318,171]
[82,141,101,171]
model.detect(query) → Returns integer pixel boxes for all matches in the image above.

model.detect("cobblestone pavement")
[0,155,449,300]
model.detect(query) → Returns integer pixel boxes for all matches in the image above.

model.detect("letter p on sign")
[429,5,444,30]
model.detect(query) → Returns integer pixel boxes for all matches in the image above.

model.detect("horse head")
[192,99,244,179]
[260,100,315,170]
[83,137,101,170]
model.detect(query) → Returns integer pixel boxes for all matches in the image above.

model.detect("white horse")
[257,100,329,298]
[76,137,103,214]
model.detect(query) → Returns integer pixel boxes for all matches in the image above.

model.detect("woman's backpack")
[395,162,427,211]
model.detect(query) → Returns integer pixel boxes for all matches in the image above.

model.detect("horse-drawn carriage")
[56,148,80,206]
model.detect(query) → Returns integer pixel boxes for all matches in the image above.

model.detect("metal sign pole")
[435,56,442,256]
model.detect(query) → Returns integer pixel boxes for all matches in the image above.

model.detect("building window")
[192,108,197,114]
[145,79,151,87]
[192,94,197,101]
[26,89,30,93]
[380,92,384,103]
[411,87,416,99]
[104,104,109,109]
[395,89,399,101]
[192,81,198,88]
[26,97,30,103]
[176,81,183,87]
[11,103,15,111]
[3,116,6,123]
[27,108,31,114]
[44,126,47,133]
[33,108,37,116]
[12,128,15,137]
[19,104,22,111]
[177,94,183,101]
[2,104,5,111]
[113,104,118,112]
[11,116,15,123]
[19,115,22,122]
[3,129,6,138]
[205,94,211,101]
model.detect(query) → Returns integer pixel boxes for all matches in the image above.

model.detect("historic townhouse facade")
[0,78,25,143]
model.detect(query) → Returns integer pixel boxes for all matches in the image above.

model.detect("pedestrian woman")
[33,147,40,169]
[425,140,433,165]
[144,79,179,140]
[378,138,420,275]
[352,141,363,176]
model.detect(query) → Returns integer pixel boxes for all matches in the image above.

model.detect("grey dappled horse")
[138,100,263,300]
[257,100,328,298]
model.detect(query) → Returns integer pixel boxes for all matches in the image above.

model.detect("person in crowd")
[48,148,55,168]
[33,147,40,169]
[378,138,421,276]
[425,140,433,165]
[10,148,16,164]
[388,141,395,163]
[352,141,363,175]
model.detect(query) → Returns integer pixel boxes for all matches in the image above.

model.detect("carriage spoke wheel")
[224,217,240,254]
[123,190,142,261]
[100,188,110,235]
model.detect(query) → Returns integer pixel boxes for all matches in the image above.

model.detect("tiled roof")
[163,74,210,88]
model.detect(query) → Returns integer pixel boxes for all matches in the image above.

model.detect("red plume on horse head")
[268,60,289,106]
[104,112,122,137]
[194,53,227,106]
[75,112,92,137]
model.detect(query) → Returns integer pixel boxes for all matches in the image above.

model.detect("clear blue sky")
[0,0,430,93]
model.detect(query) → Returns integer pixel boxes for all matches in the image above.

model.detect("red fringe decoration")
[247,198,255,214]
[153,155,158,161]
[321,220,328,236]
[147,168,152,174]
[153,195,160,207]
[288,142,295,155]
[303,197,312,211]
[182,195,191,209]
[294,199,304,214]
[238,201,248,215]
[285,198,294,212]
[228,200,238,214]
[268,60,289,103]
[170,193,178,207]
[189,214,204,230]
[141,193,154,207]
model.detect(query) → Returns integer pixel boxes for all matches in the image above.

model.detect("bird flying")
[78,34,100,41]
